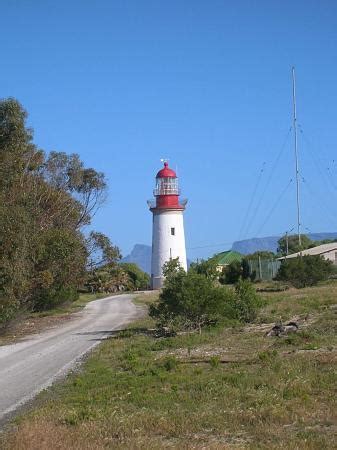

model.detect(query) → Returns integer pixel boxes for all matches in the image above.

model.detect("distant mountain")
[121,244,152,274]
[232,232,337,255]
[122,244,191,274]
[123,233,337,271]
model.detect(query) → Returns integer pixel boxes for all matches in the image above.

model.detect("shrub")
[229,279,264,322]
[162,356,178,372]
[0,296,19,326]
[150,270,230,333]
[150,262,263,332]
[33,286,79,311]
[276,255,335,288]
[219,259,254,284]
[31,228,86,311]
[220,260,242,284]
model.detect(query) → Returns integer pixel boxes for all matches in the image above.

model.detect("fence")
[247,258,281,281]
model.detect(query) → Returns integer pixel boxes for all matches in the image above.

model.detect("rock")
[284,322,299,333]
[267,324,285,337]
[267,322,298,337]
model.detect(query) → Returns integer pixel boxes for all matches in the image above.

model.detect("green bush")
[33,286,79,311]
[31,228,86,311]
[219,259,254,284]
[230,279,264,322]
[150,260,263,332]
[0,296,19,326]
[276,255,335,288]
[220,260,242,284]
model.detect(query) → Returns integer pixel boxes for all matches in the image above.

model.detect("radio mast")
[292,67,302,248]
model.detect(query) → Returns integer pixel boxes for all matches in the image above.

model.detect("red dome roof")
[156,162,177,178]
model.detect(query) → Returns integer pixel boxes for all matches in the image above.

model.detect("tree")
[0,98,40,190]
[189,258,219,281]
[86,232,121,270]
[43,152,107,228]
[0,98,116,322]
[85,266,129,294]
[119,263,150,290]
[245,251,276,260]
[277,234,313,256]
[162,257,186,279]
[317,238,337,245]
[32,229,87,310]
[276,255,335,288]
[219,261,242,284]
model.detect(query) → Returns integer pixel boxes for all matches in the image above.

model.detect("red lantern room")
[151,162,186,210]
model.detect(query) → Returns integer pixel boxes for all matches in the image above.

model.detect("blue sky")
[2,0,337,259]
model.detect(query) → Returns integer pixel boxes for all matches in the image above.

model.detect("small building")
[212,250,243,272]
[278,242,337,265]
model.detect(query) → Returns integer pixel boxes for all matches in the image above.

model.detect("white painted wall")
[323,250,337,264]
[151,210,187,289]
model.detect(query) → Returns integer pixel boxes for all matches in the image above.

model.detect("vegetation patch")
[2,282,337,449]
[149,259,264,334]
[276,255,335,288]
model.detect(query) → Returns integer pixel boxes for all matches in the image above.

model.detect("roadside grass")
[32,292,111,317]
[0,292,119,346]
[131,290,159,306]
[2,283,337,449]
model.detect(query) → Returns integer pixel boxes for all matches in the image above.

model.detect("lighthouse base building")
[148,162,187,289]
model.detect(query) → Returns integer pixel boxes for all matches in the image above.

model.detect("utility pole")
[292,67,302,249]
[258,255,262,281]
[285,227,294,256]
[286,231,289,256]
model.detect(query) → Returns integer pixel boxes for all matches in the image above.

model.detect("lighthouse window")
[171,227,175,236]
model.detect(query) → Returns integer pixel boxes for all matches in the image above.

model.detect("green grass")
[257,280,337,323]
[2,283,337,449]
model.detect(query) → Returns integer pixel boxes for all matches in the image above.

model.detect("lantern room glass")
[154,177,179,196]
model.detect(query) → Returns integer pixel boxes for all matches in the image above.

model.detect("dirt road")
[0,294,142,425]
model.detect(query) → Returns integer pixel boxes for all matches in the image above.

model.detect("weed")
[161,356,178,372]
[209,356,221,368]
[258,349,278,362]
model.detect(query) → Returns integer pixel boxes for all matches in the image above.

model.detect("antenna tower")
[292,67,302,248]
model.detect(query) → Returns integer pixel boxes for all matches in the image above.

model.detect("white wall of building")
[151,209,187,289]
[322,250,337,264]
[281,243,337,265]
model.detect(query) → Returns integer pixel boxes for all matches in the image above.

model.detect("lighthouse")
[148,161,187,289]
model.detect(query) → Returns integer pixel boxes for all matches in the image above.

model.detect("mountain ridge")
[122,232,337,273]
[232,232,337,254]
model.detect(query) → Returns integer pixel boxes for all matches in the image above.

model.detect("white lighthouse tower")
[148,161,187,289]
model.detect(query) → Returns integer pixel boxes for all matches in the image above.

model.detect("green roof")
[212,250,243,265]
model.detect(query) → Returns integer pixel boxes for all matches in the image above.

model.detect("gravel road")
[0,294,142,425]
